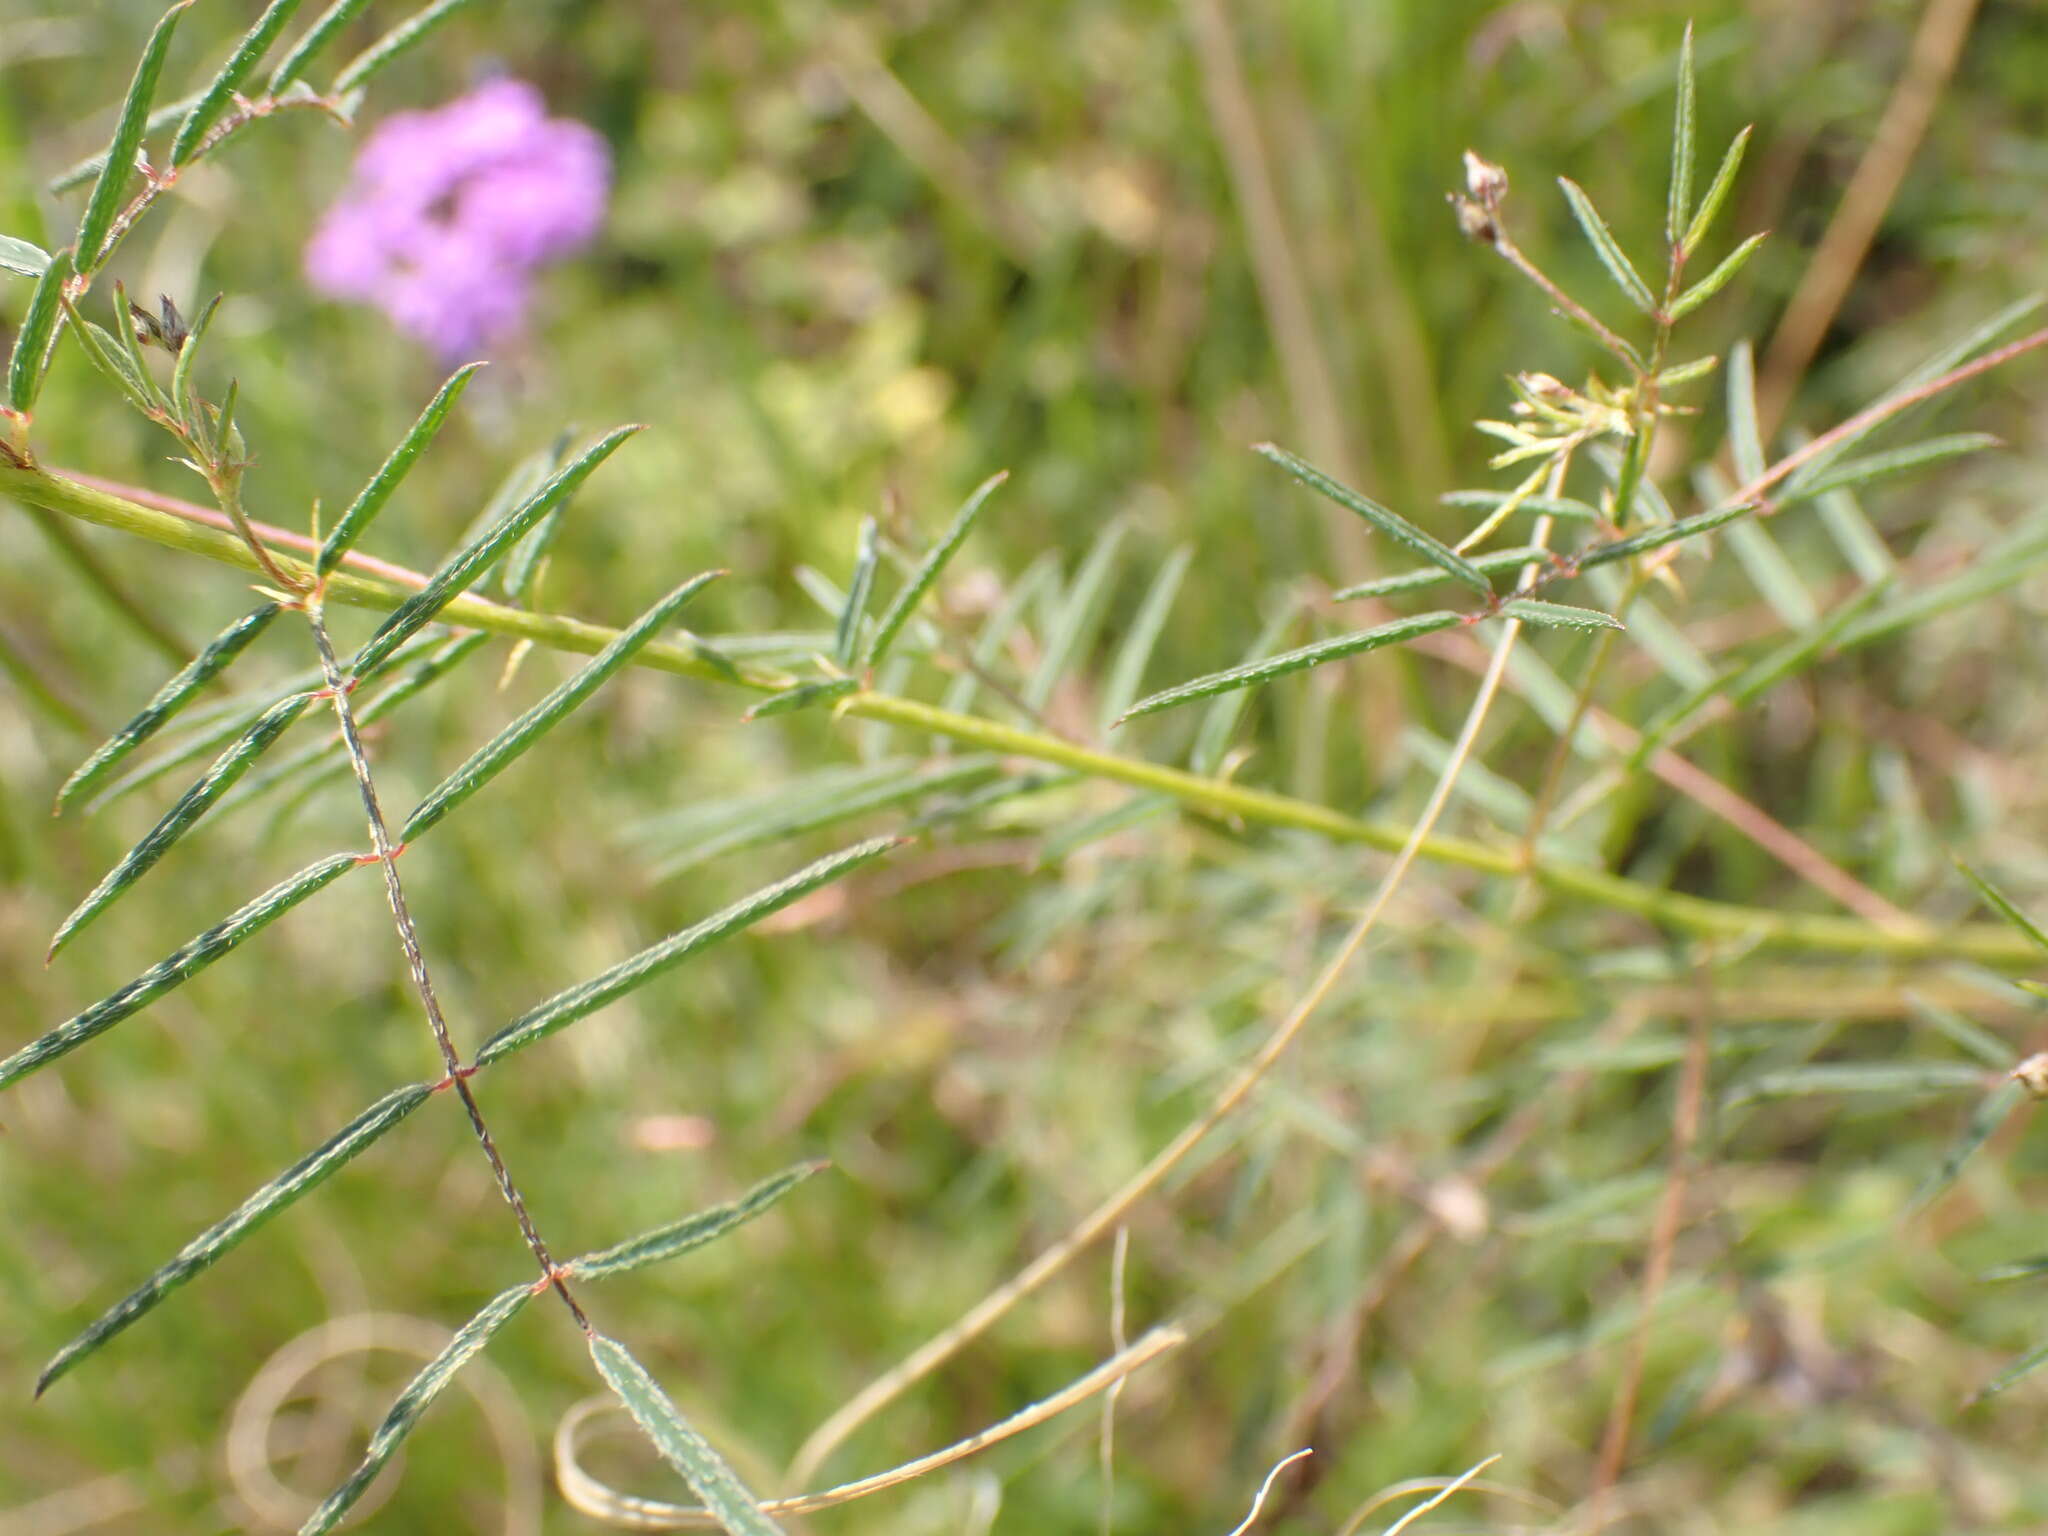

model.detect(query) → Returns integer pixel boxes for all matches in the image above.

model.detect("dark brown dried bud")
[1451,194,1498,246]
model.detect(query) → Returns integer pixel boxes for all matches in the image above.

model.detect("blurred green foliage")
[6,1,2048,1532]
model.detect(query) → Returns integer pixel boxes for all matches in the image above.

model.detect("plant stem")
[4,463,2040,967]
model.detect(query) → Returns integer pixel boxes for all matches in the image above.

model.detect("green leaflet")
[566,1162,825,1280]
[73,1,190,271]
[1256,442,1492,596]
[55,603,282,813]
[402,572,719,842]
[741,677,859,722]
[6,246,74,412]
[49,692,312,960]
[1332,545,1548,603]
[1099,544,1193,731]
[1558,177,1655,314]
[317,363,485,575]
[834,516,879,667]
[1,853,356,1090]
[865,470,1008,666]
[0,233,51,278]
[1681,124,1751,257]
[1500,598,1624,633]
[1117,612,1463,724]
[267,0,371,93]
[473,837,899,1068]
[350,424,641,677]
[299,1283,534,1535]
[37,1081,434,1396]
[333,0,486,96]
[1667,23,1696,246]
[588,1334,788,1536]
[170,0,305,165]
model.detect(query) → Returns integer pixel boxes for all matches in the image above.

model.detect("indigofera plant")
[7,7,2048,1532]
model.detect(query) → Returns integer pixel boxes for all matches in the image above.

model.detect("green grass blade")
[1724,520,1817,629]
[266,0,370,92]
[1331,545,1547,603]
[317,363,484,576]
[1667,22,1696,246]
[1256,442,1492,596]
[1558,177,1656,314]
[75,2,191,271]
[866,470,1006,667]
[1727,339,1766,481]
[1779,433,2000,507]
[7,246,74,411]
[1669,231,1766,320]
[741,677,859,722]
[56,603,281,813]
[1955,861,2048,958]
[834,517,879,668]
[474,837,899,1070]
[1099,544,1193,730]
[1,853,355,1091]
[49,692,311,960]
[587,1334,787,1536]
[0,233,51,278]
[1680,124,1751,257]
[1835,511,2048,650]
[300,1283,533,1535]
[36,1081,433,1396]
[170,0,303,165]
[403,572,718,842]
[332,0,483,96]
[1027,520,1127,711]
[1813,485,1897,580]
[1117,612,1461,725]
[350,424,642,676]
[1500,598,1624,632]
[566,1162,825,1281]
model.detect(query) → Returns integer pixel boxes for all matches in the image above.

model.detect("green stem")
[4,463,2036,968]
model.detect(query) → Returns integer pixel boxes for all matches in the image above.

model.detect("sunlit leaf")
[474,838,898,1069]
[1558,177,1656,314]
[266,0,371,93]
[56,603,281,813]
[6,246,74,412]
[1667,23,1696,246]
[37,1081,434,1396]
[317,363,484,575]
[587,1333,787,1536]
[170,0,304,165]
[403,572,718,842]
[1669,231,1766,320]
[1,853,356,1090]
[866,471,1007,667]
[332,0,485,96]
[1256,443,1492,596]
[73,1,190,270]
[49,692,312,960]
[1118,611,1461,725]
[0,233,50,278]
[566,1162,825,1281]
[1501,598,1624,632]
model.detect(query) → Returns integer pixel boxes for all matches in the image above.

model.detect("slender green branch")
[4,463,2036,967]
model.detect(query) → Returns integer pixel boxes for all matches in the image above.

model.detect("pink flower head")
[305,79,609,359]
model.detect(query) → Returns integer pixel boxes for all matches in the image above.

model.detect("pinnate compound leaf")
[37,1081,434,1396]
[317,362,484,575]
[267,0,371,93]
[299,1283,534,1535]
[1501,598,1625,632]
[1256,443,1492,596]
[1669,231,1767,320]
[49,692,311,960]
[1667,23,1696,246]
[1,853,355,1091]
[170,0,304,165]
[6,246,74,412]
[834,517,879,668]
[587,1334,788,1536]
[0,233,50,278]
[474,837,899,1069]
[566,1162,826,1281]
[75,2,191,269]
[741,678,859,722]
[402,572,719,842]
[1557,177,1656,314]
[333,0,485,97]
[1118,612,1462,725]
[1681,124,1751,256]
[866,470,1007,667]
[351,424,642,676]
[56,603,281,813]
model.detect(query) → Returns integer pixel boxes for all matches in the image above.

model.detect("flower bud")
[1462,150,1509,208]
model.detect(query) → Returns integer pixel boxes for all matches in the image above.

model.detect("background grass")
[5,1,2048,1531]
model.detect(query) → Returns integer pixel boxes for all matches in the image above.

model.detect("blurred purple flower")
[305,79,609,359]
